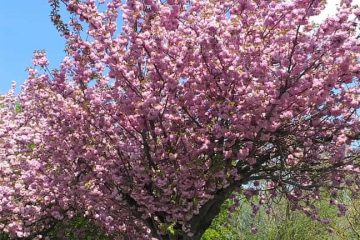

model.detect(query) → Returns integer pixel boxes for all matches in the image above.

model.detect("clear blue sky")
[0,1,67,93]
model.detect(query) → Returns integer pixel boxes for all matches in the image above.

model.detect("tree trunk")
[188,183,239,240]
[155,182,238,240]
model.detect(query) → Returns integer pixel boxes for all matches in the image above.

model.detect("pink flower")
[32,50,49,67]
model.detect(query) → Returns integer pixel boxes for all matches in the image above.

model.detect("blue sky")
[0,1,66,93]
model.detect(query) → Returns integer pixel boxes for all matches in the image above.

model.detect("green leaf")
[15,102,22,113]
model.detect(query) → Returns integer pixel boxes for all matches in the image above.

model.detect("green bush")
[0,216,110,240]
[202,191,360,240]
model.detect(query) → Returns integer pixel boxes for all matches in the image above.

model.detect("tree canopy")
[0,0,360,239]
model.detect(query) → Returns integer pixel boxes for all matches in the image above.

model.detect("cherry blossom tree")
[1,0,360,239]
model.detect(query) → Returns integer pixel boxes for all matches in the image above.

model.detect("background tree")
[1,0,360,239]
[202,187,360,240]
